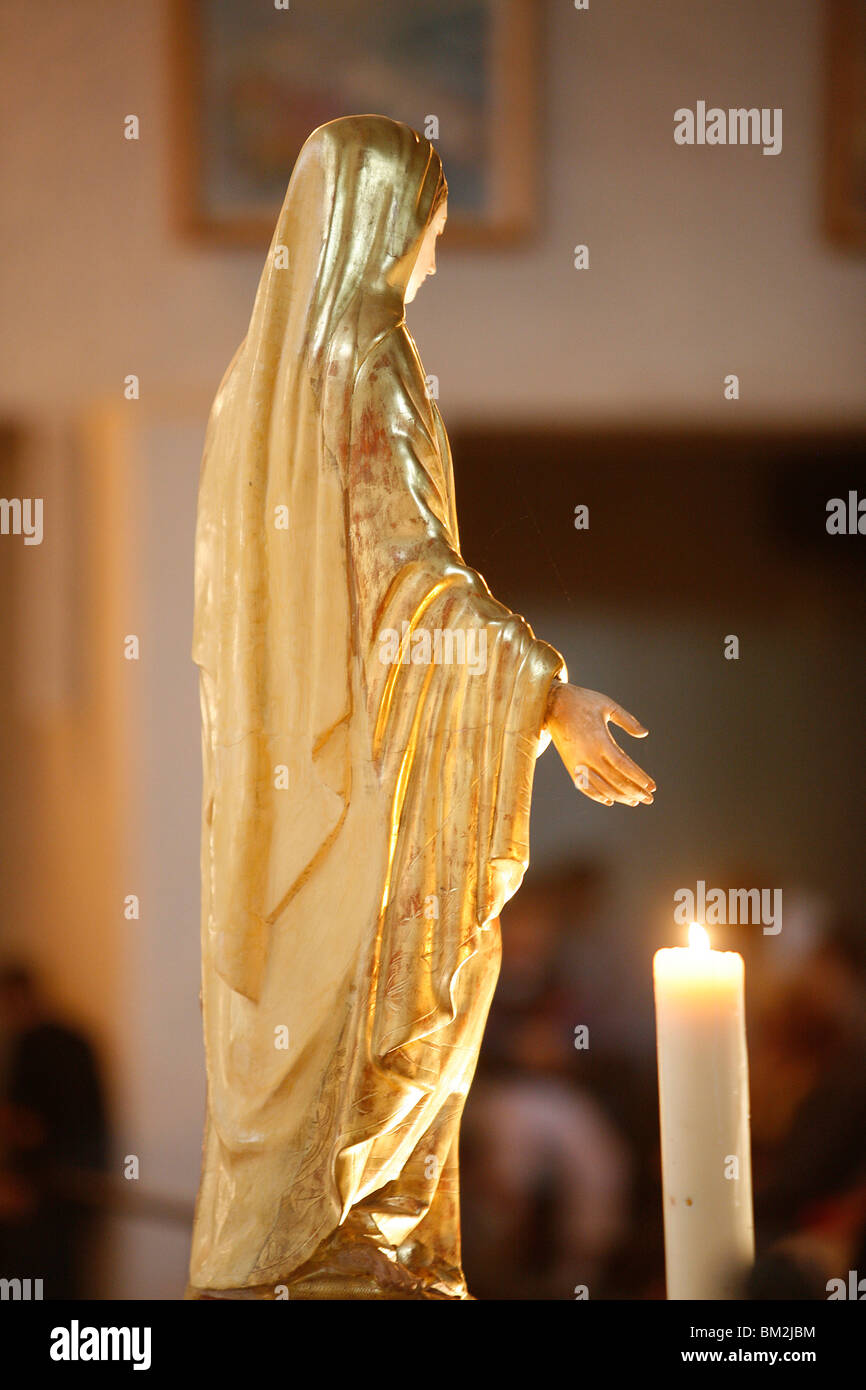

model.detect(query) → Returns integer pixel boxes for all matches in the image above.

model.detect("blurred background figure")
[462,869,638,1299]
[0,962,109,1298]
[462,1065,631,1300]
[747,910,866,1297]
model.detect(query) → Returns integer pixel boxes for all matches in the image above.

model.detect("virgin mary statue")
[188,115,654,1300]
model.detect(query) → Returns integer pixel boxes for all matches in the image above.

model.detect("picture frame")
[825,0,866,251]
[171,0,539,248]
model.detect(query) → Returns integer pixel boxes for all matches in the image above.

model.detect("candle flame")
[688,922,711,951]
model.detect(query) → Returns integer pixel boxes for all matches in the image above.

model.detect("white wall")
[0,0,863,426]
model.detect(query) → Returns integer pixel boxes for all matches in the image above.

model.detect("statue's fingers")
[604,773,653,804]
[589,763,651,806]
[608,703,648,739]
[602,748,656,794]
[584,770,627,805]
[584,787,613,806]
[573,768,613,805]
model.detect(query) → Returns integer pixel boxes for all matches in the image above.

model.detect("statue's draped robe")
[188,119,564,1300]
[189,322,564,1296]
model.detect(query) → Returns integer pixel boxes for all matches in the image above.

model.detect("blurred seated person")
[750,917,866,1294]
[462,1004,631,1300]
[0,961,108,1298]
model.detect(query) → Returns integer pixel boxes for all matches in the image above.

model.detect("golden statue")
[187,116,654,1301]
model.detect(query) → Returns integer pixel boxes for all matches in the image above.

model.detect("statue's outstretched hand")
[544,682,655,807]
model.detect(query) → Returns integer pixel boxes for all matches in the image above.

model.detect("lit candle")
[653,923,754,1299]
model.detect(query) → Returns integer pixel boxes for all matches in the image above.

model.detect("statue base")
[185,1276,466,1301]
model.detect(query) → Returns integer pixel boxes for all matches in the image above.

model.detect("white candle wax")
[653,924,754,1300]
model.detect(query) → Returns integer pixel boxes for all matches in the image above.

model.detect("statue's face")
[405,198,448,304]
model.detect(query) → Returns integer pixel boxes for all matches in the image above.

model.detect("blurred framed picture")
[825,0,866,250]
[172,0,539,247]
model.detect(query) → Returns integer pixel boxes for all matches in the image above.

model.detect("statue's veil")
[192,116,446,1001]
